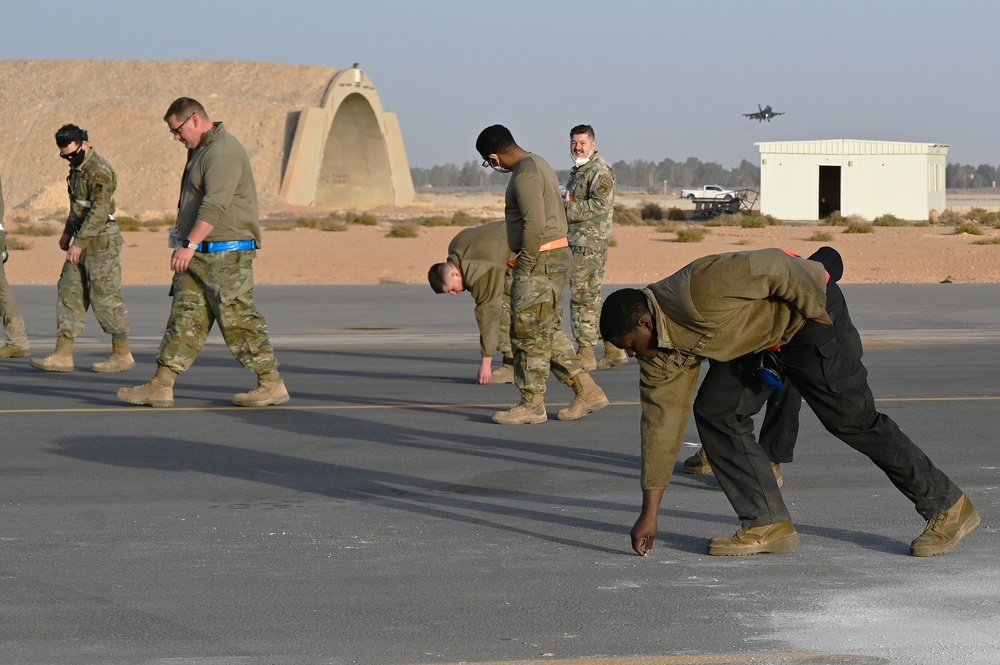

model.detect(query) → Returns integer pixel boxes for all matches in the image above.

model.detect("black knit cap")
[55,124,88,147]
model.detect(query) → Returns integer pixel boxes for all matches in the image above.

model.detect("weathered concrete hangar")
[280,66,414,208]
[756,139,948,221]
[0,60,413,214]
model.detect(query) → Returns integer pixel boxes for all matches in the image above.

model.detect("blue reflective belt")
[197,239,258,253]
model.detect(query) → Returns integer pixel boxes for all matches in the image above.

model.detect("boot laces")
[925,512,947,533]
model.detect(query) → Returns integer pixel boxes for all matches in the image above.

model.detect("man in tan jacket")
[600,248,978,558]
[428,220,515,385]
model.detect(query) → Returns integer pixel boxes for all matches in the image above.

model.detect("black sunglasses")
[59,145,83,161]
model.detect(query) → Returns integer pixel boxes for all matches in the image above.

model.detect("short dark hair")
[476,125,515,158]
[570,124,595,140]
[54,124,87,147]
[600,288,650,340]
[428,262,452,293]
[164,97,207,123]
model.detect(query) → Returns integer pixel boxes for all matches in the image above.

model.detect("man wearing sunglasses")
[31,125,133,374]
[118,98,288,408]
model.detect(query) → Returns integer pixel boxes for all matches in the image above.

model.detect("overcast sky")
[3,0,995,170]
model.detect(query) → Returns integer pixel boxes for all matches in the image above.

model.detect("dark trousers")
[760,380,800,463]
[694,283,963,527]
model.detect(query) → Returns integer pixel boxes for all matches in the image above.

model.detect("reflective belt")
[539,237,569,252]
[507,237,570,267]
[196,239,258,253]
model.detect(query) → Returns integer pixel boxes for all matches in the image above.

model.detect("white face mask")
[484,155,511,174]
[572,151,593,167]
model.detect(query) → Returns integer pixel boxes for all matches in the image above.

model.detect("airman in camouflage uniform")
[428,220,515,385]
[0,174,30,358]
[476,125,608,425]
[118,98,287,408]
[565,124,627,371]
[31,125,133,373]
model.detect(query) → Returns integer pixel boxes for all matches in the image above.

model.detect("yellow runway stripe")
[1,395,999,415]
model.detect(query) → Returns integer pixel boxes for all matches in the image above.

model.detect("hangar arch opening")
[279,66,414,208]
[315,93,393,207]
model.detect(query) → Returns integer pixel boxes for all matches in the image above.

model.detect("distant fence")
[414,184,685,196]
[946,188,1000,195]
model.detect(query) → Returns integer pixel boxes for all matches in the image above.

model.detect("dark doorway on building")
[818,165,841,218]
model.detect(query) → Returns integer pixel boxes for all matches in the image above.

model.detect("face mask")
[572,150,594,167]
[483,155,511,174]
[61,145,86,167]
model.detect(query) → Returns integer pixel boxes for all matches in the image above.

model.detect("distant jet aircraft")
[744,104,784,122]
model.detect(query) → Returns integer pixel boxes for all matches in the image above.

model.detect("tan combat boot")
[488,364,515,385]
[117,365,178,408]
[682,448,713,474]
[595,340,628,370]
[492,390,547,425]
[684,447,784,487]
[708,520,800,556]
[233,370,290,407]
[910,494,981,557]
[0,344,30,358]
[29,335,74,372]
[578,345,597,372]
[92,337,136,373]
[557,373,609,421]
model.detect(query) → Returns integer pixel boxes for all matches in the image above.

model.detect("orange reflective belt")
[507,237,570,267]
[539,237,569,252]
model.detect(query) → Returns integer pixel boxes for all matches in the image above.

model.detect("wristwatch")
[181,238,196,249]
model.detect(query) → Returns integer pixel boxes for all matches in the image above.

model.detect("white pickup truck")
[681,185,737,201]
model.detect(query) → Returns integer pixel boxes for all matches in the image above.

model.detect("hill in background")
[0,59,338,217]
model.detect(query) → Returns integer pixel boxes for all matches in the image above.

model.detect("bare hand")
[66,245,83,265]
[171,246,196,273]
[477,357,493,385]
[630,512,658,556]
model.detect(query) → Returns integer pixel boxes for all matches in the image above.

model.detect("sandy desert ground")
[3,194,1000,286]
[3,60,999,287]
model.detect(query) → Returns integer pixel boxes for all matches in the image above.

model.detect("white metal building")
[755,139,948,221]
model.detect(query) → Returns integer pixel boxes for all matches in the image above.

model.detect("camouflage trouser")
[510,247,584,394]
[56,231,130,338]
[499,269,512,356]
[0,231,28,347]
[569,244,608,349]
[157,250,278,375]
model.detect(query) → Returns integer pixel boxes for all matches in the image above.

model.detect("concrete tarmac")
[1,284,997,665]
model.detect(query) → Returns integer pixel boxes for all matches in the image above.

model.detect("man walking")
[31,125,133,373]
[118,98,288,408]
[0,174,30,359]
[476,125,607,425]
